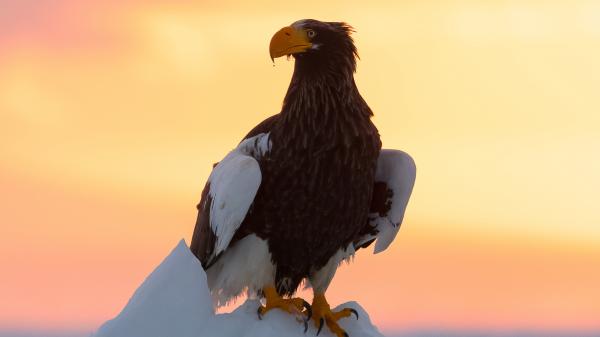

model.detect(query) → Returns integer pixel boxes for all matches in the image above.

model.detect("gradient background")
[1,1,600,336]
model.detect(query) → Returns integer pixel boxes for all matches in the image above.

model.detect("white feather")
[366,149,416,254]
[206,234,275,307]
[207,133,271,256]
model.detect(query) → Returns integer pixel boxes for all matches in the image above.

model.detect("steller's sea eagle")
[190,19,416,337]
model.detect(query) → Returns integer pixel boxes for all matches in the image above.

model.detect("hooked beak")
[269,25,312,61]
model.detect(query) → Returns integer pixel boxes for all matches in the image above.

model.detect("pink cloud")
[0,1,139,54]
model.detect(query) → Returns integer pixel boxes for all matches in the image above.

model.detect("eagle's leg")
[311,292,359,337]
[309,249,359,337]
[257,286,312,327]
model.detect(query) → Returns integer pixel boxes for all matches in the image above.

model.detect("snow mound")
[94,240,385,337]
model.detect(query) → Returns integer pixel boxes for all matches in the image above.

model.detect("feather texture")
[190,20,416,302]
[356,150,416,253]
[190,133,271,267]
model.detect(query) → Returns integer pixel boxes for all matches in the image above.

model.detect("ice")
[94,240,385,337]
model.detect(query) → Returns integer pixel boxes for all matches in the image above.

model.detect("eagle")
[190,19,416,337]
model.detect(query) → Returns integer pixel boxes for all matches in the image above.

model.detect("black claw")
[257,307,263,320]
[349,308,359,320]
[343,332,349,337]
[302,299,313,321]
[316,318,324,336]
[303,319,309,334]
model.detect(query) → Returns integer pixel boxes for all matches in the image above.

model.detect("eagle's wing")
[190,132,271,268]
[357,149,416,254]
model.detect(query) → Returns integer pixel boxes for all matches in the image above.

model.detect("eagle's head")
[269,19,358,76]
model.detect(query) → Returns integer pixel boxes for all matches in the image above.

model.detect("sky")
[1,0,600,336]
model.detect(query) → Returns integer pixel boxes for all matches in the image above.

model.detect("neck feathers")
[275,62,375,150]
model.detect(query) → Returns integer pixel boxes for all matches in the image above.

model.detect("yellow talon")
[257,286,312,325]
[311,293,358,337]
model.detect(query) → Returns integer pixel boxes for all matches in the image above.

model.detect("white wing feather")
[206,133,271,255]
[364,149,416,254]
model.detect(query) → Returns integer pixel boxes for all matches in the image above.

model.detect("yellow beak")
[269,26,312,61]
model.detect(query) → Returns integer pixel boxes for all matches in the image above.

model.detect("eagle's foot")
[257,286,312,331]
[311,293,358,337]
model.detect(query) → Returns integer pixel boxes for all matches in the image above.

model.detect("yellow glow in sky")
[1,0,599,334]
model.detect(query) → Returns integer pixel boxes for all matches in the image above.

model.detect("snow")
[94,240,212,337]
[94,239,386,337]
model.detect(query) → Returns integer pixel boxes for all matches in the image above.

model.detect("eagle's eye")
[306,29,316,38]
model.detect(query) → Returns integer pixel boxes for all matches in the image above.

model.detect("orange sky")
[1,0,600,335]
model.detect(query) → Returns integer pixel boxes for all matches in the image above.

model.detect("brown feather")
[191,20,383,296]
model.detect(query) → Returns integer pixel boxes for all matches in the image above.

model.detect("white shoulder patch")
[207,133,271,255]
[367,149,416,254]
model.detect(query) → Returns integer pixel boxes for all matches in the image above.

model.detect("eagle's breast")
[247,100,381,293]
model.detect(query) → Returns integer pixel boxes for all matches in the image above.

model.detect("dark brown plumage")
[191,20,384,295]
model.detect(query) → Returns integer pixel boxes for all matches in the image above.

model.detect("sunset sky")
[1,0,600,336]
